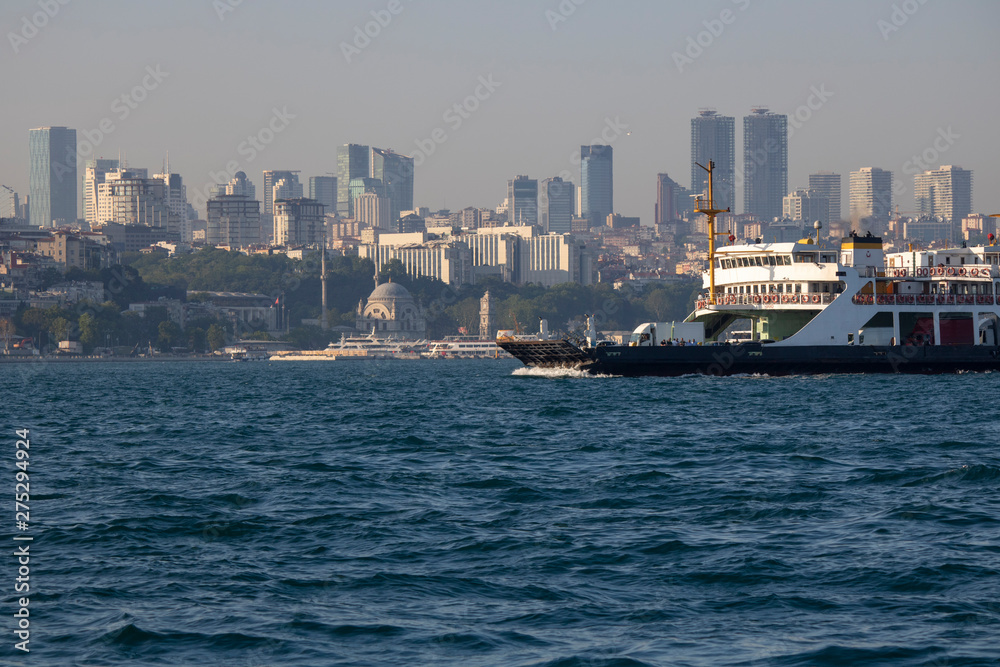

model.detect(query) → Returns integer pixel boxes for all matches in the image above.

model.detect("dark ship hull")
[498,339,1000,377]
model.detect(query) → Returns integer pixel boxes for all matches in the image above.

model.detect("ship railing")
[697,293,837,309]
[850,293,996,306]
[887,266,998,279]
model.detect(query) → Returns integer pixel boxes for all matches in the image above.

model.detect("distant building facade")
[914,165,972,222]
[849,167,893,227]
[743,108,787,221]
[29,126,77,227]
[273,198,324,246]
[808,171,841,223]
[690,110,735,212]
[581,145,613,228]
[207,195,261,247]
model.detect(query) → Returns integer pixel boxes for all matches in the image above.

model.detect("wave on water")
[511,366,619,379]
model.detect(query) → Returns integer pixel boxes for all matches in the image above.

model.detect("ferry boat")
[498,162,1000,376]
[270,331,421,361]
[424,336,507,358]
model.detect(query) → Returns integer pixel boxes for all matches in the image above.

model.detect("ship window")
[946,257,951,264]
[767,256,776,266]
[795,284,801,293]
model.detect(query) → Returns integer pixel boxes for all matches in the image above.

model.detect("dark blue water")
[3,360,1000,666]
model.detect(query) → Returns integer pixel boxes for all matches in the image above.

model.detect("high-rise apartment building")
[96,169,173,228]
[655,173,684,224]
[782,189,829,224]
[337,144,370,217]
[273,198,324,246]
[29,126,77,227]
[539,177,573,234]
[581,145,613,228]
[262,170,299,218]
[370,148,414,222]
[743,108,787,221]
[507,175,538,227]
[152,168,191,241]
[308,176,337,213]
[226,171,255,199]
[690,110,735,212]
[849,168,893,225]
[914,165,973,222]
[83,158,120,224]
[808,172,841,223]
[207,195,261,247]
[354,191,392,230]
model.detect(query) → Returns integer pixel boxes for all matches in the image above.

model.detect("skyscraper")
[337,144,370,217]
[370,148,414,222]
[539,177,574,234]
[690,110,735,212]
[263,171,300,242]
[226,171,256,199]
[782,189,829,224]
[29,126,77,227]
[655,173,682,224]
[581,145,613,228]
[308,176,337,213]
[507,175,538,227]
[849,167,893,227]
[83,158,119,224]
[743,108,787,221]
[808,172,842,223]
[914,165,973,222]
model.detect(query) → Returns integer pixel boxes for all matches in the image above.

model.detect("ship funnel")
[539,319,550,340]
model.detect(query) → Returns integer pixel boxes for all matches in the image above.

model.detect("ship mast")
[695,161,730,306]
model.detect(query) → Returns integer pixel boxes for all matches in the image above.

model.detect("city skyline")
[2,1,999,221]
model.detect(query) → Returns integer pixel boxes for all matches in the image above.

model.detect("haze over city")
[2,0,998,220]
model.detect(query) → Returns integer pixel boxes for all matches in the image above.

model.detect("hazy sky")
[2,0,998,221]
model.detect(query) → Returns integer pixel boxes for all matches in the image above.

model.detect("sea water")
[2,360,999,666]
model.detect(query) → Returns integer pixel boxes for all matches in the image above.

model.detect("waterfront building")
[479,290,496,340]
[356,281,427,339]
[743,108,787,221]
[581,145,613,228]
[690,110,735,212]
[29,126,77,227]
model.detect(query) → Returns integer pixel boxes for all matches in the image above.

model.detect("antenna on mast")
[695,160,731,307]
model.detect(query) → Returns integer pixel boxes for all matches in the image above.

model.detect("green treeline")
[3,248,700,352]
